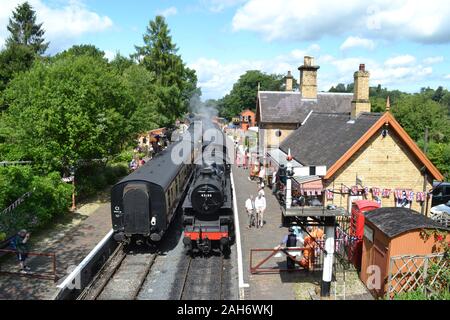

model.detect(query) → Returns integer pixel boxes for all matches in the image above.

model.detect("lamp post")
[286,149,294,209]
[70,166,76,212]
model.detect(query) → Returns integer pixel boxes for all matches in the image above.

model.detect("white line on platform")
[230,166,250,298]
[56,229,114,290]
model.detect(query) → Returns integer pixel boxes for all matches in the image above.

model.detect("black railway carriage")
[111,130,197,245]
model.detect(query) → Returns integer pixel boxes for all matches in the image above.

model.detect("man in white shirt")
[254,193,267,228]
[245,195,255,228]
[258,166,266,185]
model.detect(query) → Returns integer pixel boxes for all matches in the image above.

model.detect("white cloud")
[191,49,439,99]
[423,56,444,64]
[340,36,375,51]
[0,0,113,50]
[104,50,116,62]
[445,74,450,79]
[232,0,450,44]
[189,44,321,99]
[156,6,178,18]
[384,55,416,67]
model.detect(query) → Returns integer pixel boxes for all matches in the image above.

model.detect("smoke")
[189,94,219,120]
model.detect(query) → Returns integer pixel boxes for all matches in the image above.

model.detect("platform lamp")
[70,165,76,212]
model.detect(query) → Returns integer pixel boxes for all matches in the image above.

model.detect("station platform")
[232,165,319,300]
[0,192,112,300]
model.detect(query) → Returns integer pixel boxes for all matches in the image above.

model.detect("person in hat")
[280,227,298,270]
[11,230,31,273]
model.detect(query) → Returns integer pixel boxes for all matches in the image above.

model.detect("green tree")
[0,44,35,95]
[218,70,284,119]
[1,55,136,174]
[121,64,160,132]
[54,45,107,61]
[6,2,49,54]
[110,53,135,75]
[133,16,199,124]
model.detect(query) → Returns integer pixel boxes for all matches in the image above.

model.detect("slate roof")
[258,91,353,124]
[279,112,382,167]
[365,207,450,238]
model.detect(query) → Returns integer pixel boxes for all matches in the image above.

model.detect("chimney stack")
[299,56,320,99]
[285,71,294,92]
[351,63,371,118]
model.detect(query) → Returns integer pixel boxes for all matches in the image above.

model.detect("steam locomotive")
[110,125,200,245]
[182,123,234,255]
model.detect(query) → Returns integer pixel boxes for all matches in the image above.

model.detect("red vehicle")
[348,200,380,270]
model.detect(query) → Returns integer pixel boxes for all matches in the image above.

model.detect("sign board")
[364,225,374,243]
[62,176,74,183]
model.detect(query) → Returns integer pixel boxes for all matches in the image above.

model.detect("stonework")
[324,129,433,214]
[260,124,297,150]
[352,69,371,117]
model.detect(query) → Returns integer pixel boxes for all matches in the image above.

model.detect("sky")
[0,0,449,100]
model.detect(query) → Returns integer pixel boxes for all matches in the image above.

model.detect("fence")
[0,249,57,281]
[386,252,448,299]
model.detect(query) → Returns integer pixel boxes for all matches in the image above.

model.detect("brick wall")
[324,129,433,214]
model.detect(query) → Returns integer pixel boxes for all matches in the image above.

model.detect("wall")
[324,129,433,214]
[259,123,297,152]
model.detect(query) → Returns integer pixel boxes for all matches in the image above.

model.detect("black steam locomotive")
[110,126,200,245]
[182,123,234,255]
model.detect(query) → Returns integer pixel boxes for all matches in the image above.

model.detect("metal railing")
[0,249,57,282]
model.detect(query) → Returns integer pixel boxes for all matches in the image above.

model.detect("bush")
[76,163,128,199]
[0,167,72,235]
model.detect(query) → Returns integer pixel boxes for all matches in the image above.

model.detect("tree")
[110,53,135,75]
[132,16,199,124]
[218,70,284,119]
[0,44,35,95]
[6,2,49,55]
[54,45,107,61]
[1,56,136,174]
[121,64,160,132]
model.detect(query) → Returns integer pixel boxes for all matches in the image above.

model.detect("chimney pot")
[359,64,365,72]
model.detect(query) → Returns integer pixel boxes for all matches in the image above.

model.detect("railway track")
[178,255,228,300]
[78,244,158,300]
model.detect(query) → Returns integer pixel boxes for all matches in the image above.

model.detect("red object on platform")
[349,200,381,270]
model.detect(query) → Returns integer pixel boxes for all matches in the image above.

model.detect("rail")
[0,249,57,281]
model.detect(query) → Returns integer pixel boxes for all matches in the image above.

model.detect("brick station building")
[259,56,444,214]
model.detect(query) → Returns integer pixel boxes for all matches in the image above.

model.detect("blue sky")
[0,0,449,100]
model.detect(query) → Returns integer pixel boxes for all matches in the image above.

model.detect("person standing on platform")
[245,195,255,229]
[254,192,266,228]
[280,227,298,270]
[11,230,31,273]
[258,165,266,185]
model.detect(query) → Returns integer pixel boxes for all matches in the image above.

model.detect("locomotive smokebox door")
[191,168,225,215]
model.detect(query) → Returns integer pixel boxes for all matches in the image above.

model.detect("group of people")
[129,157,146,172]
[279,224,325,270]
[245,176,268,229]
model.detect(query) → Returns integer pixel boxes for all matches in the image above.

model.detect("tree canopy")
[6,1,49,55]
[218,70,288,119]
[1,55,135,174]
[133,15,199,125]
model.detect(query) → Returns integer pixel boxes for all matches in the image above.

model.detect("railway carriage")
[111,128,197,245]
